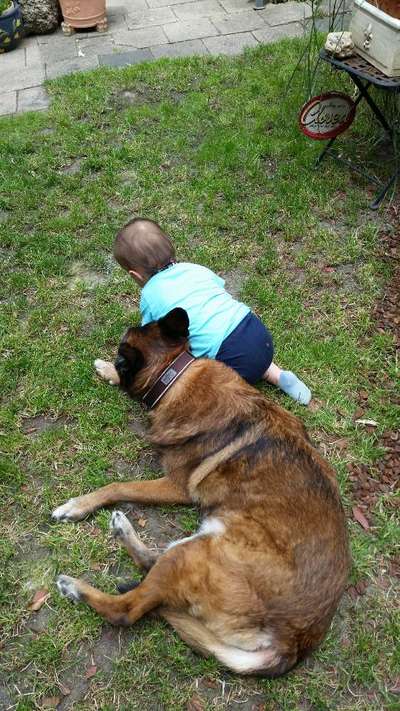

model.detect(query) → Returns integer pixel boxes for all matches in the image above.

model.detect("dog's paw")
[94,359,120,385]
[52,498,86,522]
[56,575,82,603]
[110,510,134,539]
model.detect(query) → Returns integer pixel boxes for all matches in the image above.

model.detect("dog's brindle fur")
[54,308,350,676]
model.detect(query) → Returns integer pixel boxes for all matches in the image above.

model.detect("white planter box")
[350,0,400,76]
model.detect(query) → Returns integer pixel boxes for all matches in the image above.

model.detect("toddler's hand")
[94,358,120,385]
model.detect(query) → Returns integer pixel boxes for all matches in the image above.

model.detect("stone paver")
[46,55,99,80]
[127,7,176,28]
[0,0,344,117]
[203,30,258,54]
[7,65,45,92]
[263,0,312,26]
[0,91,17,116]
[210,10,266,33]
[113,26,169,47]
[163,17,218,42]
[150,38,209,57]
[173,0,225,20]
[253,21,303,42]
[99,48,153,65]
[17,86,50,113]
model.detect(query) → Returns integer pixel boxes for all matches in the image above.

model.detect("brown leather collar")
[142,351,195,410]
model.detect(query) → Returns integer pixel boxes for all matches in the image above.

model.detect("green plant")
[0,0,12,15]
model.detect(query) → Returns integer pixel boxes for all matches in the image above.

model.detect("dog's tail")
[161,610,297,677]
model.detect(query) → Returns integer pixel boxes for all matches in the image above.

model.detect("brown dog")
[54,308,350,677]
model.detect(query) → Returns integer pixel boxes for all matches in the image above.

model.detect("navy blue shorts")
[215,312,274,384]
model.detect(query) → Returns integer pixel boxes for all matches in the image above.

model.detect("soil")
[68,261,107,289]
[347,206,400,522]
[219,269,247,299]
[22,414,73,436]
[61,158,84,175]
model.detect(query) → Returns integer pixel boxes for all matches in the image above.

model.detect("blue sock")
[278,371,311,406]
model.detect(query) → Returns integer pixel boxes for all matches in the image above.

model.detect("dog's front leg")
[52,477,191,522]
[110,510,159,570]
[56,573,162,625]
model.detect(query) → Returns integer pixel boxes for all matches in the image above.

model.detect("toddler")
[99,217,311,405]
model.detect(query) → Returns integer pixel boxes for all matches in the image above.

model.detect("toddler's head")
[114,217,175,284]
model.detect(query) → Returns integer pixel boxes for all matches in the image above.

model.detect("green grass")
[0,39,399,710]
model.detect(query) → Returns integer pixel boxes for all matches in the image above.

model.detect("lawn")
[0,38,399,710]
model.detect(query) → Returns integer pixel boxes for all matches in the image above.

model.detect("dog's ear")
[158,308,189,341]
[115,344,144,384]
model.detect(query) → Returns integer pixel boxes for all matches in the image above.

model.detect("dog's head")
[115,307,190,397]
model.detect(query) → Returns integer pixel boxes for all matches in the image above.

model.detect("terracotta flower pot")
[58,0,107,35]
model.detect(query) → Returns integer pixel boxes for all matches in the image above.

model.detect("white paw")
[56,575,81,603]
[110,510,134,539]
[94,358,119,385]
[52,498,85,522]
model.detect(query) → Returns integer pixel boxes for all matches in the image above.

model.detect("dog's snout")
[115,354,127,371]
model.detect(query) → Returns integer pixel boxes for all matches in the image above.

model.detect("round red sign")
[299,92,356,140]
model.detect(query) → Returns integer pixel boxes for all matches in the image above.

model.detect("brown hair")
[114,218,175,278]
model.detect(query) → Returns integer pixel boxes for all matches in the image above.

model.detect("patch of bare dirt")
[0,209,10,223]
[219,269,247,300]
[21,414,73,436]
[348,209,400,522]
[39,127,55,136]
[61,158,84,175]
[56,627,136,710]
[68,261,107,289]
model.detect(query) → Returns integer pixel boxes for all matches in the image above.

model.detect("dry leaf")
[137,518,147,528]
[187,695,205,711]
[85,665,97,679]
[355,419,378,427]
[308,398,323,413]
[41,697,61,708]
[352,506,370,531]
[58,683,71,696]
[28,588,50,611]
[389,676,400,694]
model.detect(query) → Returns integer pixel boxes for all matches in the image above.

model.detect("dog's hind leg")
[56,572,163,625]
[110,510,159,571]
[52,477,191,522]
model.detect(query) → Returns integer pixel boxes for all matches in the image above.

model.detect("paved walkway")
[0,0,344,117]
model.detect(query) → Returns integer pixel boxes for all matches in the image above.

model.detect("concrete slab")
[210,10,267,33]
[98,48,154,65]
[17,86,50,113]
[6,65,46,92]
[203,31,258,54]
[0,45,26,70]
[148,0,198,7]
[163,18,219,42]
[253,22,303,42]
[150,38,210,57]
[0,91,17,116]
[217,0,255,13]
[127,7,176,28]
[263,1,312,26]
[113,26,169,47]
[46,55,99,80]
[173,0,226,20]
[76,37,116,57]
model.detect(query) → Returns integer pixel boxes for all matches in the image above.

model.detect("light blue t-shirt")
[140,262,250,358]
